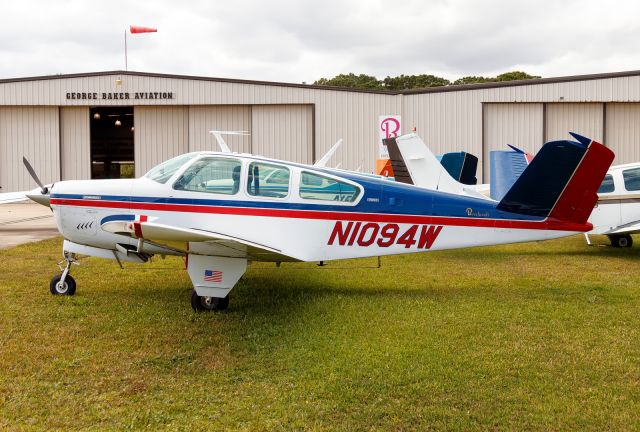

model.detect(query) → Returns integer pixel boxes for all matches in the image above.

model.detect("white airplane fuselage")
[50,155,581,265]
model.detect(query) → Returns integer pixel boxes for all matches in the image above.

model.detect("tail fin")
[384,133,467,194]
[489,145,532,201]
[439,152,478,185]
[497,133,614,224]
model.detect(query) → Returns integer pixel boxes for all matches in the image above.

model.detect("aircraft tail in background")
[384,133,484,198]
[489,145,532,201]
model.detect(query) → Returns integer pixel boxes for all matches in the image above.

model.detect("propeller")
[23,157,51,207]
[23,157,47,194]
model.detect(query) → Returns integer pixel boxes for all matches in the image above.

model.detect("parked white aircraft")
[6,132,613,311]
[585,162,640,247]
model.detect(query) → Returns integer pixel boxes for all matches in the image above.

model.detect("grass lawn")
[0,235,639,431]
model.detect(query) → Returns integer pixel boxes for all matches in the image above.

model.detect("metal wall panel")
[6,73,640,106]
[403,91,484,178]
[251,105,313,164]
[483,103,544,182]
[0,107,59,192]
[545,103,603,142]
[60,107,90,180]
[313,91,401,173]
[188,106,251,153]
[605,103,640,165]
[134,106,188,176]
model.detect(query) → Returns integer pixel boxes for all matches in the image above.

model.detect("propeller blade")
[22,157,47,194]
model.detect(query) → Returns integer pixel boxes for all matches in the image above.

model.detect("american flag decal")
[203,269,223,283]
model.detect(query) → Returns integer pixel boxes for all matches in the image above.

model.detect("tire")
[190,289,229,312]
[609,234,633,248]
[50,274,76,296]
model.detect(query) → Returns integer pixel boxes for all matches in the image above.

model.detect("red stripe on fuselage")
[49,198,592,232]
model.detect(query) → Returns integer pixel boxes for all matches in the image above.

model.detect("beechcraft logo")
[204,270,223,283]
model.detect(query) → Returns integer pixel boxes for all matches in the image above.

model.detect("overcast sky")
[1,0,639,83]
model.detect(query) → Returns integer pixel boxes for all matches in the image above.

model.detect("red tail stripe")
[549,140,614,224]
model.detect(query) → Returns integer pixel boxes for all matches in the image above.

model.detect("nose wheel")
[50,274,77,295]
[50,252,78,296]
[190,289,229,312]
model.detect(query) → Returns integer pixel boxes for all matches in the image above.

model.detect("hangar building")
[2,70,640,192]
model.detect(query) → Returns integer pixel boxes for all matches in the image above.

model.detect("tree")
[313,73,382,90]
[495,71,541,81]
[452,76,495,85]
[382,74,450,90]
[313,71,541,90]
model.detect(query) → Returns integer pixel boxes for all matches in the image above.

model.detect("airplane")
[585,162,640,248]
[8,131,612,312]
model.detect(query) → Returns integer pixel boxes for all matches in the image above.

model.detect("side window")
[247,162,290,198]
[299,171,360,203]
[623,167,640,191]
[173,157,241,195]
[598,174,615,194]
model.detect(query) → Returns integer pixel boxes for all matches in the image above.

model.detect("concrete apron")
[0,202,59,249]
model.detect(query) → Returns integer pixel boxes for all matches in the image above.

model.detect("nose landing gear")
[50,253,78,296]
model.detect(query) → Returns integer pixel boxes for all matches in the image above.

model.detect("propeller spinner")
[23,157,51,207]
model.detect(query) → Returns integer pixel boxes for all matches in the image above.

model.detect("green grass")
[1,236,639,431]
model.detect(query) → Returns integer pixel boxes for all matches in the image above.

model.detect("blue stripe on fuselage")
[52,179,543,222]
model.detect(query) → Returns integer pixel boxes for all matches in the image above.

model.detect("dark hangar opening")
[90,106,135,179]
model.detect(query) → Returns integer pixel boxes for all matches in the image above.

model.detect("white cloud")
[1,0,640,83]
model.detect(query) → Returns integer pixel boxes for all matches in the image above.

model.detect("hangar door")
[606,103,640,165]
[251,105,313,164]
[483,103,543,182]
[60,107,90,180]
[188,106,251,153]
[0,107,60,193]
[545,103,603,143]
[134,106,189,177]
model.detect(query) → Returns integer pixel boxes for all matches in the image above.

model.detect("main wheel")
[190,289,229,312]
[50,274,76,296]
[609,234,633,248]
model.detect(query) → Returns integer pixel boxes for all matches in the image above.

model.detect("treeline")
[313,71,541,91]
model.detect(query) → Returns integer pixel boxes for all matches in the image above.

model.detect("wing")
[605,221,640,235]
[0,192,28,204]
[101,220,299,262]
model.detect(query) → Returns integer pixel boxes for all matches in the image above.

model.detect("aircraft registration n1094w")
[14,131,613,312]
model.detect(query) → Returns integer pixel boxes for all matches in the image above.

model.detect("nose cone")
[26,187,51,207]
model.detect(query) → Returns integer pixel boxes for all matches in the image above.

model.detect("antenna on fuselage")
[209,130,250,153]
[314,138,343,167]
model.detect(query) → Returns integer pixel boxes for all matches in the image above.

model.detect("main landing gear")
[190,289,229,312]
[608,234,633,248]
[50,253,78,296]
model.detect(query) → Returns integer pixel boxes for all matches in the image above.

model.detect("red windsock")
[130,25,157,34]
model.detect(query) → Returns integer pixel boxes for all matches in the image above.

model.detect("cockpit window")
[173,157,242,195]
[623,167,640,191]
[247,162,290,198]
[299,171,360,202]
[144,153,197,184]
[598,174,615,194]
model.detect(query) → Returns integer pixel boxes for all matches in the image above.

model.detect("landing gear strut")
[190,289,229,312]
[608,234,633,248]
[50,253,78,296]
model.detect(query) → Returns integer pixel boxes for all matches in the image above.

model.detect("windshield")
[144,153,198,184]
